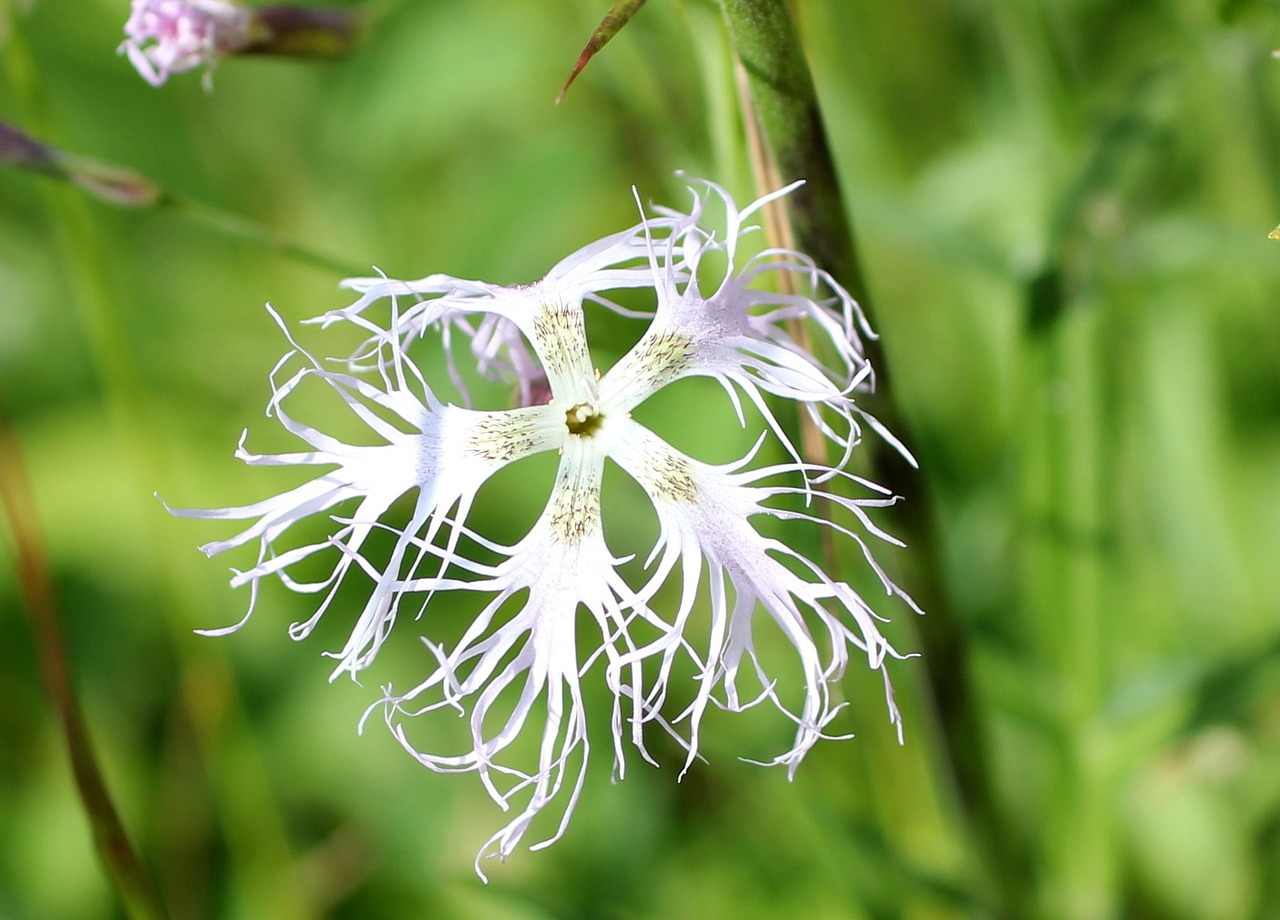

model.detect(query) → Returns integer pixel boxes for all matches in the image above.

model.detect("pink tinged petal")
[468,314,547,407]
[604,176,914,468]
[601,251,855,414]
[119,0,254,86]
[607,422,912,770]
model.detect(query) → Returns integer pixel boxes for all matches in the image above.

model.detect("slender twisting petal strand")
[178,177,918,877]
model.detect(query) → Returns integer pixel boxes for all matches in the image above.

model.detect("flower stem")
[160,191,368,277]
[715,0,867,304]
[246,4,369,59]
[0,391,168,920]
[717,2,1023,915]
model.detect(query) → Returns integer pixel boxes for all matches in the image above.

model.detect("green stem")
[0,17,167,919]
[715,0,865,303]
[716,2,1022,916]
[0,390,168,920]
[162,192,368,277]
[3,124,363,278]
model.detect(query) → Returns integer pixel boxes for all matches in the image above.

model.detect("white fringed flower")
[174,178,918,878]
[120,0,253,87]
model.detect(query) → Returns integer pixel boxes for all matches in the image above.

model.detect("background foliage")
[3,0,1280,918]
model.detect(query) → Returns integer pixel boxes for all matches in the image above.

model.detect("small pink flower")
[120,0,253,87]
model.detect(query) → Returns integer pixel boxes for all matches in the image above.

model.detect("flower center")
[564,402,603,437]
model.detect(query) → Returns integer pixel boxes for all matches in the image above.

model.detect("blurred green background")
[3,0,1280,918]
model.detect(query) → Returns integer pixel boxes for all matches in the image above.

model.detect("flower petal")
[321,214,694,405]
[119,0,253,86]
[171,319,564,677]
[606,421,913,771]
[369,435,657,875]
